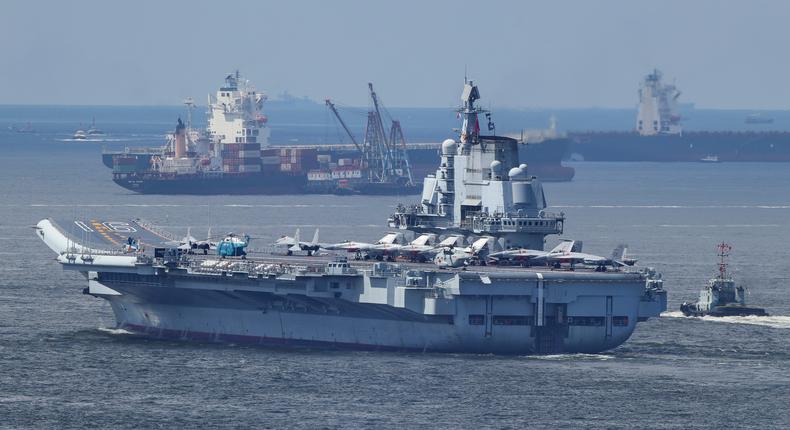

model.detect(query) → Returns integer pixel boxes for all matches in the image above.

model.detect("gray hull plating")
[91,267,655,354]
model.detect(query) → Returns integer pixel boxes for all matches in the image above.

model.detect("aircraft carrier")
[35,80,665,354]
[568,69,790,162]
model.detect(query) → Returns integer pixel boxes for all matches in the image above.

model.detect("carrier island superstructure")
[35,81,666,354]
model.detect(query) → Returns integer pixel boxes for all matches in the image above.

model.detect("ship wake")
[97,327,137,336]
[663,311,790,329]
[526,353,615,361]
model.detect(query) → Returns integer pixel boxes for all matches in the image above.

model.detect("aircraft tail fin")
[185,227,196,244]
[310,228,319,246]
[610,244,627,262]
[378,233,398,245]
[411,234,432,246]
[470,236,493,255]
[290,228,301,252]
[550,239,575,254]
[439,235,464,247]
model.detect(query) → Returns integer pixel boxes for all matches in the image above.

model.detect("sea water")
[0,106,788,428]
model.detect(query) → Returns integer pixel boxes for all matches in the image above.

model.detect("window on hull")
[567,316,605,326]
[468,314,485,325]
[613,316,629,326]
[492,315,531,326]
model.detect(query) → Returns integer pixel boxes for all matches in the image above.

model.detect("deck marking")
[74,221,94,232]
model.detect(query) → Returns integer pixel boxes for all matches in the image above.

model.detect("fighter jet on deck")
[274,228,320,256]
[488,239,578,266]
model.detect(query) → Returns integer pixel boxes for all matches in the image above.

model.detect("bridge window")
[468,314,485,325]
[567,316,605,326]
[492,315,530,326]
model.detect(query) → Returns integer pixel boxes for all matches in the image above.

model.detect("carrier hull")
[33,214,665,355]
[93,273,650,354]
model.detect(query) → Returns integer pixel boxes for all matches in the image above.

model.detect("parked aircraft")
[397,234,440,262]
[488,239,578,266]
[433,236,494,268]
[274,228,320,256]
[165,227,216,254]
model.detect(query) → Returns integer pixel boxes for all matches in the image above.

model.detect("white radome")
[441,139,457,155]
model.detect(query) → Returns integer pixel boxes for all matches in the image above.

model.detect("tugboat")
[680,243,768,317]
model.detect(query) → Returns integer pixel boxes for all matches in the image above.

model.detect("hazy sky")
[2,0,789,108]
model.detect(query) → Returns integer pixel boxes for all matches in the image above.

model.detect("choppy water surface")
[1,109,789,428]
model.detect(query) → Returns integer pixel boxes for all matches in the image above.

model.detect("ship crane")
[365,83,414,185]
[325,84,415,186]
[325,99,365,156]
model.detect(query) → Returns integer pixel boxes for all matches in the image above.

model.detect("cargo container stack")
[277,147,318,174]
[260,148,281,174]
[112,155,140,174]
[221,131,261,174]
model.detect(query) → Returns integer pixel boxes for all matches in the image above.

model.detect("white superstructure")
[152,73,271,176]
[636,69,682,136]
[389,80,565,250]
[207,71,270,173]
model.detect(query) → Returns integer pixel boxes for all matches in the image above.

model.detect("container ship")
[111,73,419,195]
[35,79,665,354]
[106,138,574,190]
[568,69,790,162]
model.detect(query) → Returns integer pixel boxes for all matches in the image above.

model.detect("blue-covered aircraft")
[217,233,251,258]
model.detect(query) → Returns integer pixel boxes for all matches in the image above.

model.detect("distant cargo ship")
[104,138,574,187]
[112,73,423,195]
[568,70,790,162]
[112,72,309,195]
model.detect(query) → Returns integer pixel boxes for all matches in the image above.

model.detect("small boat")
[699,155,720,163]
[86,117,104,136]
[680,243,768,317]
[72,130,87,140]
[745,113,774,124]
[9,122,35,133]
